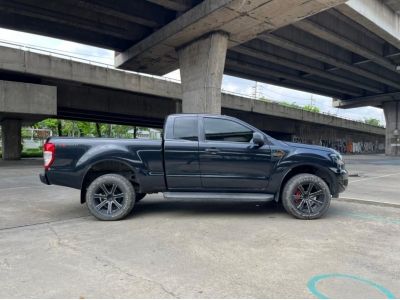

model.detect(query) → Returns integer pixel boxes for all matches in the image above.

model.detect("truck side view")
[40,114,348,221]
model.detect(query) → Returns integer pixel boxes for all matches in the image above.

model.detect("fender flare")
[79,158,139,204]
[273,162,335,202]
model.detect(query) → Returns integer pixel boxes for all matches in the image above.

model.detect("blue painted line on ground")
[307,273,396,299]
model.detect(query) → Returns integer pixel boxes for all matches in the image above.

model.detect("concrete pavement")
[0,158,399,298]
[341,154,400,206]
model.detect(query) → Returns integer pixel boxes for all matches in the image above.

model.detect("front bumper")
[334,169,348,196]
[39,173,50,185]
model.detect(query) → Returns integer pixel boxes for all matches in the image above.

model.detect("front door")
[164,116,201,190]
[199,116,273,191]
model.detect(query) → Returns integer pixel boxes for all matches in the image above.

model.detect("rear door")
[199,116,273,191]
[163,116,201,190]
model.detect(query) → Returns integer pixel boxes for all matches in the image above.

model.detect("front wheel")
[282,173,331,220]
[86,174,135,221]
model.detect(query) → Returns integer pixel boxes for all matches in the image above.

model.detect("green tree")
[303,105,320,113]
[364,118,381,127]
[34,119,59,135]
[95,123,102,137]
[281,101,302,109]
[76,121,93,136]
[33,119,154,138]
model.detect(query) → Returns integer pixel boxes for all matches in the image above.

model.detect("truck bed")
[44,137,165,193]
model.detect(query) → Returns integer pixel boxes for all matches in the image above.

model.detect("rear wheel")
[86,174,135,221]
[282,173,331,220]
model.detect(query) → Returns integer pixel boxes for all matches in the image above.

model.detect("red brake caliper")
[294,189,302,205]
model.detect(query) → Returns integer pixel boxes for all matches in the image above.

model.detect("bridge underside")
[0,0,398,104]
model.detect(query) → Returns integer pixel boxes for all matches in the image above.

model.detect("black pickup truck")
[40,114,348,221]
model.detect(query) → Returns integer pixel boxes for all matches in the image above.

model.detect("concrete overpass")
[0,45,384,159]
[0,0,398,155]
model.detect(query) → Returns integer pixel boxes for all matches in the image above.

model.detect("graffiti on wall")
[292,135,384,154]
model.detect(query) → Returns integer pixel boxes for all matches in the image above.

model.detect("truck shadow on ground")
[126,199,362,222]
[128,199,345,220]
[130,199,284,218]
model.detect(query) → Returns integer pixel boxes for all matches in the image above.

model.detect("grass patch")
[22,148,43,158]
[0,148,43,158]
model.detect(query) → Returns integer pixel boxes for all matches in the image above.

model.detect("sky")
[0,28,386,126]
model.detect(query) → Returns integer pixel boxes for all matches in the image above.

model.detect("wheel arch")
[275,163,335,202]
[80,158,138,204]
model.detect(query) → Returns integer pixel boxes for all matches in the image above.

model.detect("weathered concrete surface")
[57,83,178,126]
[222,94,385,136]
[1,119,21,160]
[337,0,400,49]
[0,80,56,160]
[178,31,228,114]
[342,154,400,204]
[0,159,399,298]
[383,101,400,156]
[0,46,181,100]
[0,80,57,119]
[115,0,346,74]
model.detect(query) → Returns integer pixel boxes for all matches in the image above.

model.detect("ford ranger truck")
[40,114,348,221]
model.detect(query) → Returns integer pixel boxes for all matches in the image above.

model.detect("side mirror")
[252,132,264,146]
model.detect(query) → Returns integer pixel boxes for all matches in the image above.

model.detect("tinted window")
[204,118,253,142]
[173,117,198,141]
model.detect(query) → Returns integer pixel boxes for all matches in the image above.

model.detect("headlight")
[329,152,345,168]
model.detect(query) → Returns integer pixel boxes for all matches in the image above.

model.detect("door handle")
[205,148,220,154]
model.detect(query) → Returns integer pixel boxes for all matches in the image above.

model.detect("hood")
[285,141,333,153]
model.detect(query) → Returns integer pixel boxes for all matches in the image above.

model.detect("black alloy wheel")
[86,174,135,221]
[282,173,331,219]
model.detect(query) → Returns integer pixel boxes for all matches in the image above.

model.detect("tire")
[282,173,331,220]
[86,174,135,221]
[135,193,146,202]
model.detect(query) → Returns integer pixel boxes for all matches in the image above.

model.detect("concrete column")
[178,31,229,114]
[383,101,400,156]
[1,119,22,160]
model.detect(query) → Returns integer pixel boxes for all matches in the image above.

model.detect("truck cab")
[164,114,275,192]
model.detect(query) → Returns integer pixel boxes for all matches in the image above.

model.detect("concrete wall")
[0,46,181,100]
[222,93,385,136]
[224,108,385,154]
[0,80,57,121]
[56,83,178,127]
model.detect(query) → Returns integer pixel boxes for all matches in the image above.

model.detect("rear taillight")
[43,142,55,170]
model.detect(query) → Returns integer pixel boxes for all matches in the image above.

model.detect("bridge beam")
[384,101,400,156]
[178,31,228,114]
[336,0,400,49]
[115,0,346,74]
[0,80,57,160]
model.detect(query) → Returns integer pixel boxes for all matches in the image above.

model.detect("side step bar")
[163,192,274,201]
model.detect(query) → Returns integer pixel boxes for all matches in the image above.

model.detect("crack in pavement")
[0,216,91,232]
[47,224,179,298]
[92,255,180,299]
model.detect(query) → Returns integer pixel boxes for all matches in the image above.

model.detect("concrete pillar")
[177,31,229,114]
[383,101,400,156]
[1,119,22,160]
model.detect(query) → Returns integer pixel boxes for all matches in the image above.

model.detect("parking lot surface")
[0,158,399,298]
[342,154,400,205]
